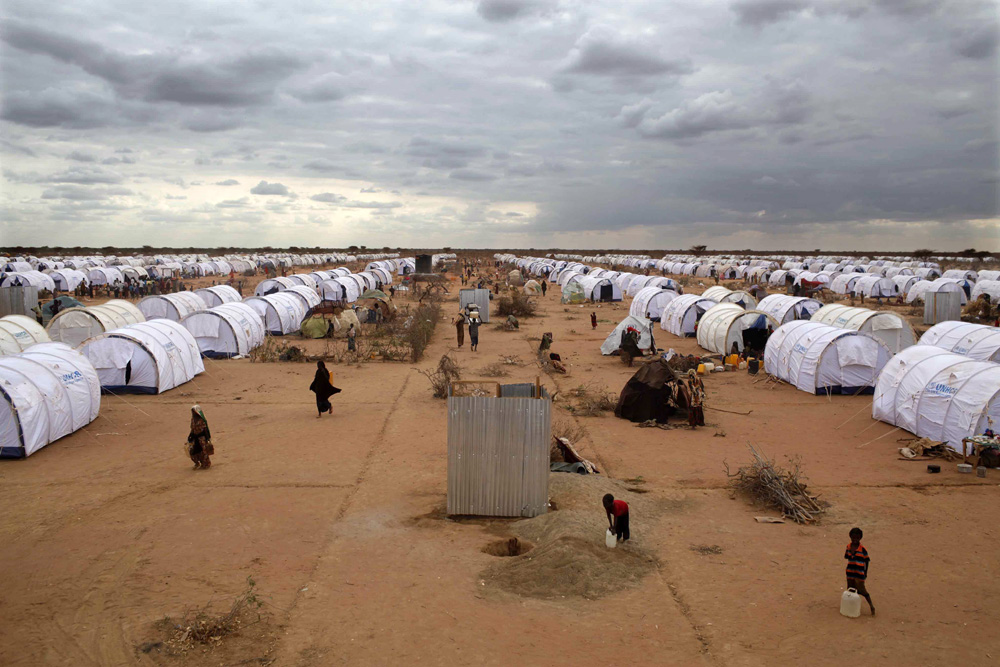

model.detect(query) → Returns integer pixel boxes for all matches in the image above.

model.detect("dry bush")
[565,382,617,416]
[249,337,304,363]
[159,576,264,652]
[419,354,461,398]
[552,417,587,444]
[495,293,537,318]
[479,361,509,377]
[724,444,825,524]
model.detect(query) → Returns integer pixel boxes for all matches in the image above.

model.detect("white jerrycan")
[840,588,861,618]
[605,529,617,549]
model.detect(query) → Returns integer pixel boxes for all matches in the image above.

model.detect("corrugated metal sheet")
[459,288,491,323]
[447,391,550,518]
[924,290,961,325]
[0,286,38,317]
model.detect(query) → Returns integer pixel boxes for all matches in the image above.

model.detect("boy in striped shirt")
[845,527,875,616]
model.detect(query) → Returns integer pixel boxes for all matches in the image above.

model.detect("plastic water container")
[697,364,706,375]
[748,358,760,375]
[605,529,617,549]
[840,588,861,618]
[738,361,748,370]
[703,362,716,372]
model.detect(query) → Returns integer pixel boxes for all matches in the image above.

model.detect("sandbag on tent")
[195,285,242,307]
[917,321,1000,362]
[764,321,890,394]
[697,304,778,354]
[181,302,265,358]
[79,319,204,394]
[660,294,717,337]
[0,343,101,458]
[601,316,656,356]
[872,346,1000,453]
[702,286,758,308]
[46,300,145,348]
[630,286,678,321]
[811,304,915,353]
[137,292,206,321]
[756,294,823,324]
[244,292,307,335]
[0,315,49,355]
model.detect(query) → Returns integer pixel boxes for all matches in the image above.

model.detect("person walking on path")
[541,280,547,296]
[603,494,630,542]
[309,360,342,418]
[453,314,466,348]
[468,315,481,352]
[845,527,875,615]
[591,312,598,329]
[347,324,357,352]
[187,405,214,469]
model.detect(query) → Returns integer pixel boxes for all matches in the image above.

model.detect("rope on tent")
[856,426,902,449]
[102,386,153,418]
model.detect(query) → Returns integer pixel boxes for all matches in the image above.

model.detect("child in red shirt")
[603,494,630,542]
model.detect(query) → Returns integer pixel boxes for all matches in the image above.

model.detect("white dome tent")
[872,346,1000,453]
[283,285,321,310]
[853,275,898,299]
[46,300,146,348]
[137,292,207,321]
[764,321,891,395]
[0,271,56,292]
[48,269,89,291]
[255,277,297,296]
[811,304,915,353]
[87,267,125,286]
[195,285,242,307]
[0,343,101,458]
[971,280,1000,304]
[319,278,361,303]
[181,303,265,358]
[0,315,50,355]
[917,321,1000,362]
[830,273,861,295]
[756,295,823,324]
[629,287,679,321]
[245,293,307,335]
[660,295,717,337]
[600,316,655,356]
[906,278,968,305]
[79,319,204,394]
[697,304,778,354]
[702,286,758,308]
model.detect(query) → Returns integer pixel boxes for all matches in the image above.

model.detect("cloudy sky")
[1,0,997,250]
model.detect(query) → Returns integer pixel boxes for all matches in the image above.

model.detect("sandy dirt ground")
[1,261,998,667]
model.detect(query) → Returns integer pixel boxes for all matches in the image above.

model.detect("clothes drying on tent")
[194,285,242,307]
[660,294,717,337]
[181,302,265,358]
[137,292,206,321]
[46,299,145,348]
[810,304,915,353]
[79,319,204,394]
[917,321,1000,362]
[763,321,891,395]
[629,286,678,321]
[601,316,655,356]
[0,342,101,458]
[697,304,778,354]
[0,315,49,355]
[872,346,1000,454]
[756,294,823,324]
[244,293,307,335]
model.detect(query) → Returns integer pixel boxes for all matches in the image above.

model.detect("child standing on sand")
[845,527,875,616]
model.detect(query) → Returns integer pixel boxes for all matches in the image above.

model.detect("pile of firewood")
[725,444,825,524]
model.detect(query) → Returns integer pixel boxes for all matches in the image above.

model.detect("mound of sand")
[479,475,660,600]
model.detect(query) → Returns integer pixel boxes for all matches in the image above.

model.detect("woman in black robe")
[309,360,341,417]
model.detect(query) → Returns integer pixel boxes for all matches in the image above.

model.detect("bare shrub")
[565,382,616,416]
[495,293,537,318]
[159,576,265,652]
[724,444,825,524]
[479,361,509,377]
[552,417,587,444]
[419,354,461,398]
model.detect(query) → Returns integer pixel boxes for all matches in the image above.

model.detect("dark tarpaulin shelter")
[615,357,704,425]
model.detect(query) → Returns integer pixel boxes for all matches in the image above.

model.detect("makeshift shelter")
[601,316,655,356]
[918,321,1000,362]
[696,304,778,354]
[811,304,915,353]
[244,293,307,335]
[40,296,85,324]
[194,285,242,307]
[702,286,758,308]
[508,269,524,286]
[180,302,265,358]
[560,281,586,304]
[46,300,145,348]
[523,279,542,295]
[756,294,823,324]
[79,319,204,394]
[137,292,206,321]
[629,286,678,321]
[0,343,101,458]
[0,315,50,355]
[614,357,704,425]
[763,321,890,394]
[872,346,1000,453]
[660,294,717,337]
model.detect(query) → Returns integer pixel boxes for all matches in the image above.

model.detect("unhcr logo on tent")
[793,343,808,354]
[927,382,959,397]
[61,370,84,384]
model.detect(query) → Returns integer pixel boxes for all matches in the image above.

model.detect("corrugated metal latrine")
[447,384,550,517]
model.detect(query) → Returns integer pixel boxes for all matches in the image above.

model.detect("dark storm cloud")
[952,25,999,59]
[1,89,115,128]
[731,0,809,26]
[250,181,292,196]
